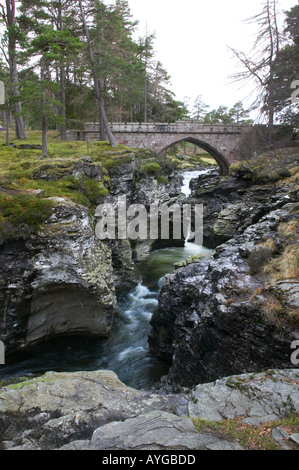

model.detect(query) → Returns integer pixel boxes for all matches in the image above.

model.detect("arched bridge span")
[68,121,253,175]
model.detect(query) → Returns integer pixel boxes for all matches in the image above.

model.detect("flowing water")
[0,170,213,389]
[180,168,211,197]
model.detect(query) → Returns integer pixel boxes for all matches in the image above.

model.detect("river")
[0,169,213,389]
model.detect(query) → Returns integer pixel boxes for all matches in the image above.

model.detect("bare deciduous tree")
[229,0,281,144]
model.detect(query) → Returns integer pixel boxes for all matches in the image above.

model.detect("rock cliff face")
[149,170,299,389]
[0,197,117,354]
[189,170,297,248]
[104,156,184,263]
[0,153,183,355]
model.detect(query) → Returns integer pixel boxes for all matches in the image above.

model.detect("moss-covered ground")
[0,130,162,243]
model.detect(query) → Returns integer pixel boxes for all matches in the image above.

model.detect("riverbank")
[0,368,298,450]
[0,135,298,450]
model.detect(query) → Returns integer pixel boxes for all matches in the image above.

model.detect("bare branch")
[229,47,266,87]
[0,2,8,26]
[0,41,9,63]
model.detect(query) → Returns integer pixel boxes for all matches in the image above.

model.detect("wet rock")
[213,202,264,244]
[109,238,141,290]
[190,171,298,248]
[149,205,299,388]
[276,280,299,308]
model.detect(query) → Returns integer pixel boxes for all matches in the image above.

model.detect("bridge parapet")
[84,121,251,135]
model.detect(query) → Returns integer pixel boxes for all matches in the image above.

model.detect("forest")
[0,0,298,149]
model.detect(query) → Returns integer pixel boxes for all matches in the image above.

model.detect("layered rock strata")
[0,198,117,354]
[0,368,297,450]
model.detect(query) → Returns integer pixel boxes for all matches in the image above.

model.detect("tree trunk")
[265,0,277,146]
[79,0,116,147]
[268,78,275,146]
[40,56,48,158]
[60,61,67,140]
[6,0,26,140]
[41,115,48,158]
[57,2,67,141]
[144,80,147,122]
[4,82,10,146]
[6,107,10,146]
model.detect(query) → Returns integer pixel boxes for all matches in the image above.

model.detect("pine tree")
[192,95,209,121]
[228,101,253,124]
[271,5,299,127]
[0,0,26,138]
[24,27,83,157]
[19,0,82,140]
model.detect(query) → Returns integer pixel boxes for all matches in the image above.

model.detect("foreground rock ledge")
[0,368,298,450]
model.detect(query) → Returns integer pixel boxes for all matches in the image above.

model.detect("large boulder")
[0,368,298,450]
[189,369,299,426]
[0,369,189,450]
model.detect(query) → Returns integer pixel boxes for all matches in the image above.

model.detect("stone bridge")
[68,121,253,175]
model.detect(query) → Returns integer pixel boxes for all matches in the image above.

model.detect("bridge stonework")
[69,121,253,175]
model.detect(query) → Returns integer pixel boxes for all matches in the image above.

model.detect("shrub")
[0,194,53,244]
[230,148,299,184]
[247,239,277,274]
[142,161,161,175]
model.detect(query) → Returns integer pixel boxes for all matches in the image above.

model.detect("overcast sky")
[108,0,298,120]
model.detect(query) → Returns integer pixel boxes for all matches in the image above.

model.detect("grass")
[0,130,140,198]
[193,414,299,450]
[264,244,299,282]
[230,147,299,184]
[0,130,178,243]
[0,130,141,242]
[247,238,277,275]
[262,219,299,284]
[0,193,53,244]
[248,218,299,326]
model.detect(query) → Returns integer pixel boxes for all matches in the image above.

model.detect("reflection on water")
[141,243,212,289]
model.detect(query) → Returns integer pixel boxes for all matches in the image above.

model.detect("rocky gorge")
[149,162,299,389]
[0,143,298,450]
[0,152,183,356]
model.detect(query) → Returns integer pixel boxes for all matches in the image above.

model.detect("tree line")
[0,0,298,153]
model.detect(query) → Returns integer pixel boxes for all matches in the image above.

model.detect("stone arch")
[159,136,230,176]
